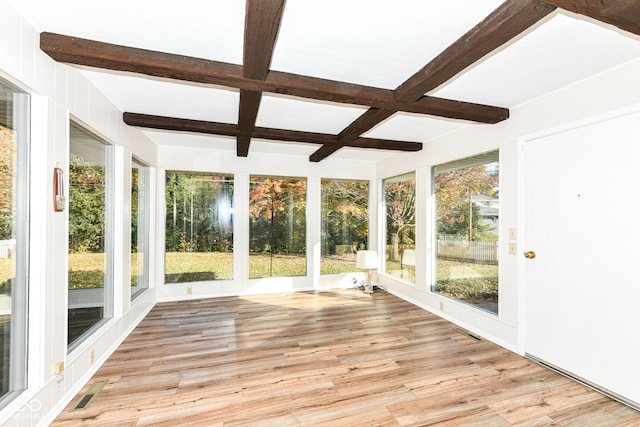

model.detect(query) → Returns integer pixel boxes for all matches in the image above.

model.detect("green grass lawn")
[435,258,499,304]
[165,251,233,283]
[3,253,499,303]
[320,254,358,275]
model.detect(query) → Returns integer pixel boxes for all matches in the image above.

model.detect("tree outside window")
[249,176,306,278]
[320,179,368,274]
[165,172,234,283]
[433,151,499,314]
[383,172,416,283]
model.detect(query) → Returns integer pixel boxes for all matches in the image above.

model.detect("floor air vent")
[73,380,108,411]
[456,328,482,341]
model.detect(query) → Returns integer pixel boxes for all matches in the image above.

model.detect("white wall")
[377,57,640,352]
[0,1,158,425]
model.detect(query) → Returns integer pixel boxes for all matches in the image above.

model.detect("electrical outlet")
[54,361,65,374]
[509,242,517,255]
[509,227,517,240]
[186,286,193,295]
[89,350,95,364]
[439,301,444,311]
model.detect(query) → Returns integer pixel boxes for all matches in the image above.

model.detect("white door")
[523,110,640,407]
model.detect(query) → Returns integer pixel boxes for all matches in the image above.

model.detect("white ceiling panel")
[144,130,236,151]
[364,113,466,143]
[433,12,640,107]
[271,0,505,89]
[81,70,240,123]
[9,0,246,64]
[256,95,367,134]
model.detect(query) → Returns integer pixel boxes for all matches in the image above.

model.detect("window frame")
[0,80,30,406]
[248,175,307,279]
[164,171,234,284]
[319,178,369,275]
[130,156,150,299]
[67,120,115,351]
[381,171,416,284]
[431,150,500,315]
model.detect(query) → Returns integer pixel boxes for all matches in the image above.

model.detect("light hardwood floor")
[52,289,640,426]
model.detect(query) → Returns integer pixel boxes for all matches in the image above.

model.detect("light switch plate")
[509,242,517,255]
[509,228,517,240]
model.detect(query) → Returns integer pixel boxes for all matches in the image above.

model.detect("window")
[383,172,416,283]
[131,158,150,299]
[320,179,368,274]
[249,176,306,278]
[165,172,233,283]
[433,151,499,314]
[0,80,29,403]
[68,122,113,348]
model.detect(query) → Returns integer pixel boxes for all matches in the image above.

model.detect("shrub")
[435,276,498,302]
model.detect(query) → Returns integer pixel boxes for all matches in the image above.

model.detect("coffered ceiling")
[8,0,640,161]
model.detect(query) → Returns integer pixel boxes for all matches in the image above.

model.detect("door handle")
[524,251,536,259]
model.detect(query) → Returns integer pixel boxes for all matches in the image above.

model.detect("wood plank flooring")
[52,289,640,426]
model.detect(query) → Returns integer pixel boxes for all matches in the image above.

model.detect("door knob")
[524,251,536,259]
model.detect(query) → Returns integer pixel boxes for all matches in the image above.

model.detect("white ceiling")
[9,0,640,161]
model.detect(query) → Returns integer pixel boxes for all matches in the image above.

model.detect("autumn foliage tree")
[434,164,498,241]
[385,177,416,262]
[321,180,368,254]
[249,177,306,255]
[0,126,15,240]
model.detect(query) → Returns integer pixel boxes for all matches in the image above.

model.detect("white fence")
[437,239,498,263]
[0,239,16,259]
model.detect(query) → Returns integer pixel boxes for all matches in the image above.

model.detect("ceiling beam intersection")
[309,0,556,162]
[39,32,509,121]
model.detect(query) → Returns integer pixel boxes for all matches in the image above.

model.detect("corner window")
[165,172,234,283]
[131,157,150,298]
[0,79,29,403]
[320,179,368,274]
[68,122,114,348]
[249,176,306,278]
[433,151,499,314]
[383,172,416,283]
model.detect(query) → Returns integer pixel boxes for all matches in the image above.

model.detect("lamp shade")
[356,250,378,269]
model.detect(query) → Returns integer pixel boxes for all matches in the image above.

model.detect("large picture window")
[320,179,368,274]
[249,176,306,278]
[433,151,499,314]
[68,122,113,348]
[0,80,29,403]
[383,172,416,283]
[131,158,150,299]
[165,172,233,283]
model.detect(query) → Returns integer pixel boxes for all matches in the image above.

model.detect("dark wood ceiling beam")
[237,0,286,156]
[39,32,508,122]
[123,112,422,152]
[237,90,263,156]
[243,0,286,80]
[337,109,395,143]
[124,112,238,136]
[542,0,640,35]
[395,0,557,102]
[312,0,549,162]
[309,145,343,162]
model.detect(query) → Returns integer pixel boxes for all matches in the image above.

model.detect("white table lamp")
[357,250,378,293]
